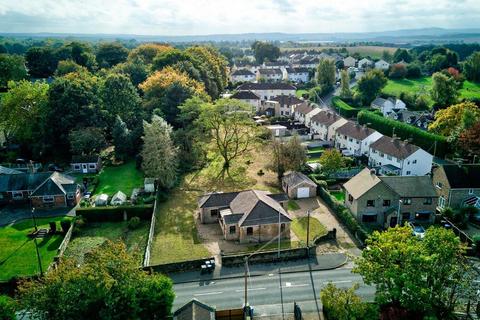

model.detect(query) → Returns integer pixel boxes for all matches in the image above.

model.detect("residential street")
[173,266,375,318]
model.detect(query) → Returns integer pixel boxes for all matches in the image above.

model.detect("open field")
[291,216,328,243]
[282,45,397,59]
[0,217,71,281]
[94,161,144,196]
[64,220,149,265]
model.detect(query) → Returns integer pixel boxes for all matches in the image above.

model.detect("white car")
[410,223,425,239]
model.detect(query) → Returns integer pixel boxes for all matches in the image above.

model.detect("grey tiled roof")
[311,110,342,126]
[198,192,240,208]
[231,91,260,100]
[380,176,437,197]
[0,166,22,175]
[231,69,255,76]
[237,83,296,91]
[441,164,480,189]
[258,68,282,75]
[31,172,77,196]
[282,172,316,189]
[370,136,420,159]
[71,155,100,163]
[336,121,377,140]
[294,102,314,115]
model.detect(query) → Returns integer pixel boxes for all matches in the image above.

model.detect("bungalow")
[198,190,291,243]
[374,59,390,70]
[343,168,437,228]
[335,121,383,156]
[368,136,433,176]
[173,299,215,320]
[371,97,406,117]
[230,91,261,112]
[236,83,296,101]
[432,164,480,211]
[285,67,310,83]
[310,111,347,142]
[282,172,317,199]
[293,102,314,124]
[0,172,80,208]
[263,95,304,117]
[343,56,357,68]
[70,155,102,174]
[357,58,372,70]
[256,68,284,82]
[230,69,256,83]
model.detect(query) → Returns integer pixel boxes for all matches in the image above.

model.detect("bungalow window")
[210,209,219,217]
[423,198,432,205]
[74,164,81,170]
[88,164,96,169]
[362,214,377,223]
[383,200,391,207]
[366,200,375,207]
[12,191,23,199]
[43,196,54,203]
[403,198,412,205]
[412,160,417,164]
[406,171,411,175]
[246,227,253,236]
[229,226,236,234]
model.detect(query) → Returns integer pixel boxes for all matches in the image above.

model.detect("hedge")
[357,110,448,157]
[76,205,154,222]
[332,97,360,118]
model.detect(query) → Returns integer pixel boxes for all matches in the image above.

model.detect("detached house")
[357,58,372,70]
[343,168,437,228]
[374,59,390,70]
[0,172,80,208]
[198,190,291,243]
[371,97,406,117]
[432,164,480,211]
[71,155,102,174]
[335,121,383,156]
[236,83,296,101]
[343,56,357,68]
[230,91,261,112]
[262,95,303,117]
[310,111,347,142]
[256,68,283,82]
[368,136,433,176]
[230,69,256,83]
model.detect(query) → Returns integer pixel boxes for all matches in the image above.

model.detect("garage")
[297,187,311,199]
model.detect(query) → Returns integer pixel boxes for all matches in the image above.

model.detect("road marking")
[194,291,223,296]
[285,282,292,287]
[283,283,309,288]
[235,287,266,292]
[323,280,353,284]
[268,273,274,277]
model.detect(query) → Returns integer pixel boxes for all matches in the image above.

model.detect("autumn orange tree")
[428,101,480,136]
[459,121,480,156]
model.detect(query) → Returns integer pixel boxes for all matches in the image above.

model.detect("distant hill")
[2,28,480,44]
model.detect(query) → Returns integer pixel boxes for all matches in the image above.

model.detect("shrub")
[60,219,71,233]
[128,216,141,230]
[0,295,16,320]
[49,222,57,234]
[143,195,156,204]
[357,110,448,157]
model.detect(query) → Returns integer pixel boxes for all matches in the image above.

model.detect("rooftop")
[440,164,480,189]
[231,90,260,100]
[237,83,296,91]
[336,121,378,141]
[311,110,343,126]
[370,136,422,160]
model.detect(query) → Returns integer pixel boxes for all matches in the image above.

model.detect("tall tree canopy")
[268,135,307,179]
[25,46,58,78]
[55,59,89,77]
[18,241,175,320]
[356,69,388,105]
[430,72,459,108]
[128,43,173,65]
[428,102,480,136]
[96,42,129,68]
[251,41,280,64]
[55,41,97,71]
[112,56,150,87]
[463,52,480,83]
[316,58,336,93]
[393,48,413,63]
[0,53,28,88]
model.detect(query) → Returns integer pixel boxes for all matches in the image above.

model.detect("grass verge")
[291,216,328,243]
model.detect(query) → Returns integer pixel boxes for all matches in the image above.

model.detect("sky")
[0,0,479,36]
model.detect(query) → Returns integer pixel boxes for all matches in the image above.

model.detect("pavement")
[169,252,348,284]
[0,205,76,227]
[173,264,375,318]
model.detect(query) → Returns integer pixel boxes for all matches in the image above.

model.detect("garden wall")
[145,257,215,274]
[220,247,313,267]
[76,205,153,222]
[143,197,158,267]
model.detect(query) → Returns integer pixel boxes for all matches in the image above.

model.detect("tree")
[100,73,142,128]
[268,135,307,179]
[0,80,49,146]
[388,64,407,79]
[356,69,388,105]
[340,70,352,99]
[96,42,128,68]
[0,54,28,88]
[55,41,97,71]
[463,52,480,82]
[381,50,393,63]
[112,116,133,161]
[406,63,422,78]
[393,48,413,63]
[429,102,480,136]
[152,48,192,71]
[321,283,378,320]
[69,127,106,155]
[128,43,173,65]
[459,121,480,155]
[198,99,255,177]
[25,46,58,78]
[141,115,178,189]
[354,226,474,318]
[251,41,280,64]
[112,56,150,87]
[430,72,459,108]
[0,295,16,320]
[18,241,175,320]
[316,58,336,93]
[55,59,88,76]
[319,149,345,176]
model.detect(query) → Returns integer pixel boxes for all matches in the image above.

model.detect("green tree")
[381,50,393,63]
[321,283,378,320]
[463,52,480,82]
[0,54,28,88]
[112,116,133,161]
[25,46,58,78]
[0,295,16,320]
[356,69,388,105]
[55,59,88,76]
[69,127,106,156]
[141,115,178,189]
[340,69,352,99]
[0,80,48,146]
[431,72,459,108]
[393,48,413,63]
[428,102,480,136]
[251,41,280,64]
[18,241,175,320]
[152,48,192,71]
[55,41,97,71]
[112,56,150,87]
[268,135,307,179]
[319,149,345,176]
[128,43,172,65]
[316,58,336,93]
[96,42,129,68]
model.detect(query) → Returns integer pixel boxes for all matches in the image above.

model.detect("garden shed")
[110,191,127,206]
[95,194,109,206]
[282,171,317,199]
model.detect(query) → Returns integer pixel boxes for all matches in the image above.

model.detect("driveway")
[0,205,76,226]
[288,197,362,256]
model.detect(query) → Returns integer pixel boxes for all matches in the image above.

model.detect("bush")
[60,219,71,233]
[143,195,156,204]
[49,221,57,234]
[357,110,448,157]
[128,216,141,230]
[0,295,16,320]
[76,205,153,222]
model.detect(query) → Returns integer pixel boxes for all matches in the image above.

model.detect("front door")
[82,164,88,173]
[390,216,398,228]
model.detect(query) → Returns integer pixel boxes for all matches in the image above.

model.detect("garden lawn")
[291,216,327,243]
[330,191,345,202]
[0,217,71,281]
[94,161,144,196]
[64,220,149,265]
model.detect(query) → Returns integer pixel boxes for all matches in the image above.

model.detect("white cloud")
[0,0,478,35]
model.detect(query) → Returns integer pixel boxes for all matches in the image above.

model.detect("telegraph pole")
[244,257,248,309]
[306,210,311,247]
[278,210,281,258]
[31,208,43,276]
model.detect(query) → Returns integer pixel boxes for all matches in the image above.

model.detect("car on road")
[409,223,425,239]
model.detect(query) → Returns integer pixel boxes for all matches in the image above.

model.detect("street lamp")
[31,208,43,276]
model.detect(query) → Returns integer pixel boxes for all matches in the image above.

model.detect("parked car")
[409,223,425,239]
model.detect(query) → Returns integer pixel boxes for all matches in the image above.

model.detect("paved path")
[0,205,76,226]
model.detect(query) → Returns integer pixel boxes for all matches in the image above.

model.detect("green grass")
[64,221,149,265]
[0,217,71,281]
[330,191,345,202]
[296,89,308,98]
[287,200,300,211]
[461,81,480,99]
[94,161,144,196]
[291,216,328,243]
[307,146,324,153]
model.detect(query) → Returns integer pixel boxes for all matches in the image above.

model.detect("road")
[173,265,375,317]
